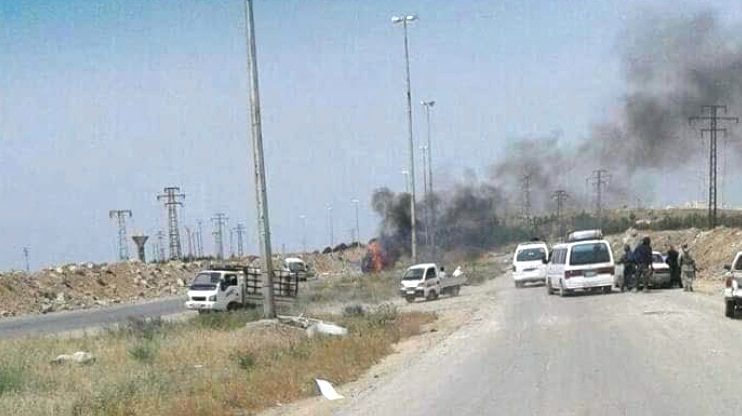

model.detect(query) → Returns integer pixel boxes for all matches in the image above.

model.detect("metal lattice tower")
[234,223,246,257]
[690,105,738,229]
[156,230,166,262]
[157,187,185,260]
[520,174,533,227]
[588,169,611,230]
[109,210,132,261]
[22,247,30,273]
[211,213,228,260]
[552,190,569,240]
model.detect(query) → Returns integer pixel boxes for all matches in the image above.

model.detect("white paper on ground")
[315,379,344,400]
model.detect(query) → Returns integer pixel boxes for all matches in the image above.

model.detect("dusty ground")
[259,259,504,416]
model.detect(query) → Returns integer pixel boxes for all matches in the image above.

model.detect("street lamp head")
[421,100,435,107]
[391,15,417,24]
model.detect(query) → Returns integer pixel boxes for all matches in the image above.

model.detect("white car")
[650,251,672,288]
[512,241,549,288]
[545,230,615,296]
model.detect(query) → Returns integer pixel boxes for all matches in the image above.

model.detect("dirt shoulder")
[259,273,501,416]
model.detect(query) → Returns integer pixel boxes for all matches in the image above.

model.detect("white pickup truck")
[723,251,742,318]
[398,263,465,303]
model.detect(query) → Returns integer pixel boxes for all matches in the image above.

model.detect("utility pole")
[392,14,419,263]
[109,210,132,261]
[690,105,738,229]
[552,190,569,240]
[229,228,235,258]
[234,223,247,257]
[245,0,276,318]
[520,174,533,230]
[157,186,185,260]
[421,100,436,257]
[211,213,228,260]
[22,247,29,273]
[588,169,611,230]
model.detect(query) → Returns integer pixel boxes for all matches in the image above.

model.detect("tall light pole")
[392,14,418,263]
[419,145,429,247]
[299,214,307,254]
[401,169,410,193]
[327,204,334,250]
[244,0,275,319]
[351,198,361,246]
[421,100,436,254]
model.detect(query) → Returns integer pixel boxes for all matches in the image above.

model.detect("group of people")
[617,236,697,293]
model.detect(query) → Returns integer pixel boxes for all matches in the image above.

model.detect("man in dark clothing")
[633,237,654,292]
[666,245,682,288]
[618,244,636,292]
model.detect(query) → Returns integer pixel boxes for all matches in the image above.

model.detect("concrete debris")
[52,351,95,365]
[315,379,344,400]
[277,314,348,337]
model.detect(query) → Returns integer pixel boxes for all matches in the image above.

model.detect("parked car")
[512,241,549,288]
[723,251,742,318]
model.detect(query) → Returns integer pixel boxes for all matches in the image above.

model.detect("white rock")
[176,278,186,287]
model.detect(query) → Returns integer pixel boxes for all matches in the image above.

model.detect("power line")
[157,187,185,259]
[109,210,132,261]
[690,105,738,228]
[588,169,611,230]
[211,213,228,260]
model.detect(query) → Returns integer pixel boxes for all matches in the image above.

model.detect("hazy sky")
[1,0,741,271]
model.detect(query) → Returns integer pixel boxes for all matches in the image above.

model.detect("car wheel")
[725,300,735,318]
[452,286,461,296]
[603,286,612,294]
[546,280,553,295]
[405,296,416,303]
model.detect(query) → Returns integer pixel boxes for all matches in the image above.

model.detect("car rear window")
[516,247,546,262]
[569,243,611,266]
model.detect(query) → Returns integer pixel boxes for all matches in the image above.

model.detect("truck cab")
[723,251,742,318]
[185,269,245,313]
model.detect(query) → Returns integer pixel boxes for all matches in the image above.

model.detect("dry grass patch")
[0,306,435,416]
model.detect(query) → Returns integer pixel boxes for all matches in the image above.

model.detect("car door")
[219,273,240,307]
[424,266,438,294]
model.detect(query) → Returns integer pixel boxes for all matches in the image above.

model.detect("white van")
[545,230,615,296]
[512,241,549,288]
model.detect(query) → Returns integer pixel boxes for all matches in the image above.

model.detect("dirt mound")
[606,227,742,280]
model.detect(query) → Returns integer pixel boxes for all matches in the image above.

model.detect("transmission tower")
[690,105,738,228]
[234,223,247,257]
[520,173,533,227]
[552,190,569,240]
[155,230,166,262]
[108,210,132,261]
[211,213,228,260]
[156,187,185,259]
[184,226,194,259]
[22,246,30,273]
[588,169,611,230]
[196,219,204,257]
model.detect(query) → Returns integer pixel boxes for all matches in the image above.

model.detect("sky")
[1,0,742,271]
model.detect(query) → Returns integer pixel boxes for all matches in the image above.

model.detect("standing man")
[679,243,696,292]
[633,237,654,292]
[666,245,682,289]
[618,244,635,292]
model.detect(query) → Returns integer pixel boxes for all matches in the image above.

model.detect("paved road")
[0,296,187,338]
[340,277,742,416]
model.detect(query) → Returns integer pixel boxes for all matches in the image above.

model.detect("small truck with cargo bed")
[185,265,299,313]
[399,263,465,302]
